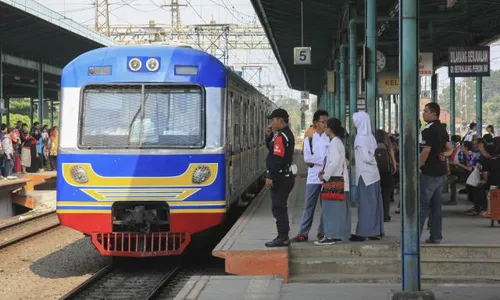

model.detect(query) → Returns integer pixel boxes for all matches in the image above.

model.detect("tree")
[483,95,500,127]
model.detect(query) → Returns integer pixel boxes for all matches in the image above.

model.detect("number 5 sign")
[294,47,311,65]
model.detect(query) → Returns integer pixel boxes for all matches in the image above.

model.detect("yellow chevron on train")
[81,188,200,202]
[62,163,218,187]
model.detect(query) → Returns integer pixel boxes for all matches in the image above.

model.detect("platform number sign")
[294,47,311,65]
[301,91,310,100]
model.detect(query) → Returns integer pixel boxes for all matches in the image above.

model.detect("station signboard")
[448,46,490,77]
[378,72,400,95]
[326,71,336,92]
[419,53,433,76]
[300,91,309,100]
[294,47,312,65]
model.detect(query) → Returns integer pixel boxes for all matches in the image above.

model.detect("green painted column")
[382,96,386,131]
[477,77,482,134]
[399,0,422,293]
[388,95,392,133]
[340,45,347,124]
[0,47,3,124]
[330,92,335,117]
[349,17,359,147]
[38,61,44,125]
[50,99,54,127]
[395,95,399,134]
[365,0,377,131]
[335,60,341,118]
[450,77,456,136]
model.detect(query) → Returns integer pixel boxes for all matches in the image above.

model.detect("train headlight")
[192,165,211,184]
[146,58,160,72]
[128,58,142,72]
[70,165,89,184]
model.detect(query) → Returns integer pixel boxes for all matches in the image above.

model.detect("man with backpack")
[291,110,330,242]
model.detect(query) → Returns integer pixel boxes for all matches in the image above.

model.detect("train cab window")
[79,84,204,148]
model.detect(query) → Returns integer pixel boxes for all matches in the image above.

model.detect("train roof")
[61,45,227,88]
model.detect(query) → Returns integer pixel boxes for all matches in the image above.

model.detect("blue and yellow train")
[57,45,275,257]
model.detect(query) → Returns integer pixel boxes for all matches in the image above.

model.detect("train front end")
[57,46,227,257]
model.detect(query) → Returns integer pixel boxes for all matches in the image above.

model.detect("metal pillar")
[38,61,44,125]
[340,45,347,125]
[399,0,421,292]
[382,96,386,131]
[450,78,455,136]
[376,97,380,129]
[330,92,335,117]
[349,17,359,203]
[388,95,392,133]
[476,77,482,134]
[335,60,341,118]
[366,0,377,131]
[50,99,54,127]
[0,47,3,124]
[395,95,399,134]
[30,99,34,127]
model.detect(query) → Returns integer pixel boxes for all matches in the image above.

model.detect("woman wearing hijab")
[316,118,351,245]
[350,112,385,241]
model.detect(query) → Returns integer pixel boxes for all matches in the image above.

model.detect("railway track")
[60,259,181,300]
[0,210,60,249]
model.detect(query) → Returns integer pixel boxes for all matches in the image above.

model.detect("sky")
[38,0,304,101]
[36,0,500,103]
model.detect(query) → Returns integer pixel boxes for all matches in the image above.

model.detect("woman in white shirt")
[316,118,351,245]
[350,112,385,242]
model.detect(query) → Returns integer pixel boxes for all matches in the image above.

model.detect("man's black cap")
[266,108,289,120]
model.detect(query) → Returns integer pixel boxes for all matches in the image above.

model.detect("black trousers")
[270,175,295,235]
[380,172,393,219]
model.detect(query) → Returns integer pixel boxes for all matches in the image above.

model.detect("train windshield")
[79,84,204,149]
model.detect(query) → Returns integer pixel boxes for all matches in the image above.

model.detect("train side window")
[241,96,246,147]
[233,93,240,149]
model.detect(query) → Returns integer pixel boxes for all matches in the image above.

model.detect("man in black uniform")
[419,103,453,244]
[264,108,296,247]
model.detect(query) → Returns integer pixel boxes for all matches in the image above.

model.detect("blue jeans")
[3,159,13,177]
[419,174,445,241]
[298,184,324,235]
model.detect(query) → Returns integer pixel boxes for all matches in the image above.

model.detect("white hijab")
[353,111,377,153]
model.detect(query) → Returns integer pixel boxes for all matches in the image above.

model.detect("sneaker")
[291,233,308,243]
[265,236,290,247]
[314,237,336,246]
[317,232,324,240]
[424,238,441,244]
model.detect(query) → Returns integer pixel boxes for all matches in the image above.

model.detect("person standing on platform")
[291,110,329,243]
[419,103,453,244]
[316,118,351,245]
[264,108,296,247]
[350,112,385,242]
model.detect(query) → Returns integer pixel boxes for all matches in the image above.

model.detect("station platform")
[213,154,500,285]
[0,171,57,222]
[174,275,500,300]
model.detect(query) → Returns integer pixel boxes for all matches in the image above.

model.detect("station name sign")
[448,46,490,77]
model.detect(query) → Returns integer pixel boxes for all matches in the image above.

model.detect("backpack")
[375,142,391,174]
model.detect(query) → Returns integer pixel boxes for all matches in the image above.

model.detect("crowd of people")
[263,101,496,247]
[0,121,59,179]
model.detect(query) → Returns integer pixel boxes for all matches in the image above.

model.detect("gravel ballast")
[0,226,111,300]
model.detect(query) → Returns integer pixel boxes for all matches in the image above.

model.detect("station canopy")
[250,0,500,95]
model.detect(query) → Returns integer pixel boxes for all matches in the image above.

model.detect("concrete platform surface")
[174,275,500,300]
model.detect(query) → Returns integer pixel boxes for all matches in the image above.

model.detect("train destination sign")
[448,46,490,77]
